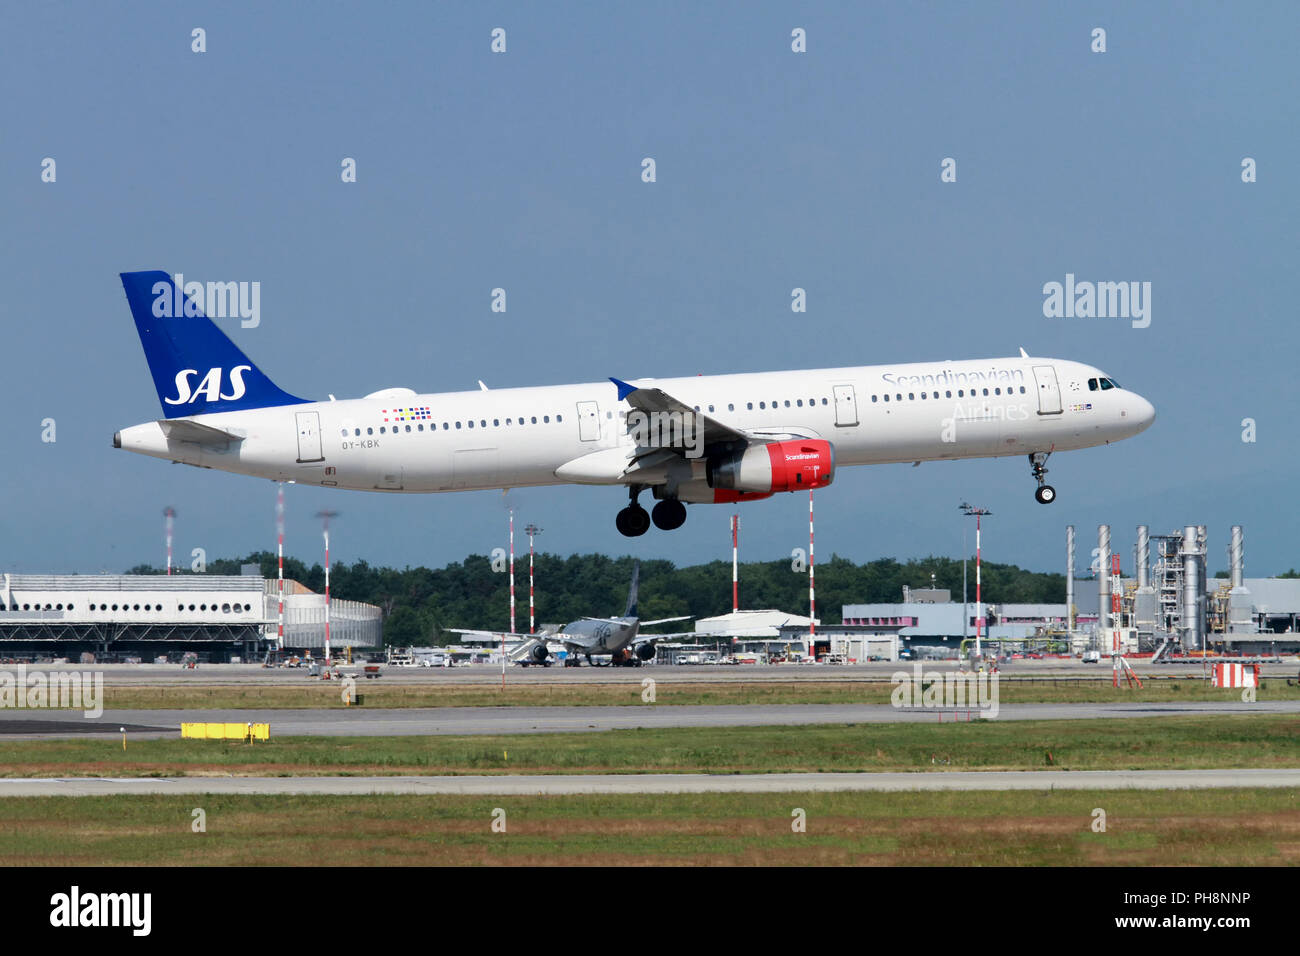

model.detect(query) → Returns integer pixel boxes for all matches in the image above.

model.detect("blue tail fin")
[120,271,310,418]
[624,560,640,617]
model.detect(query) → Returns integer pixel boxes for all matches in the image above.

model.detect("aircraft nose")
[1132,395,1156,432]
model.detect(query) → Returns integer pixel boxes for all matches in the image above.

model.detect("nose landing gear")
[1029,452,1056,504]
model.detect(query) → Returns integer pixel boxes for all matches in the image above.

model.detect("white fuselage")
[115,356,1155,494]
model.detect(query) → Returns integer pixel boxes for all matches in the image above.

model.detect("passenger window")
[728,403,734,411]
[945,390,952,398]
[405,425,412,432]
[354,428,360,436]
[883,394,890,402]
[822,398,828,405]
[995,388,1001,395]
[747,403,753,410]
[871,395,877,403]
[544,416,550,423]
[531,416,537,424]
[455,422,461,429]
[468,421,474,428]
[908,393,914,401]
[982,388,989,396]
[784,400,791,407]
[708,405,715,412]
[367,427,373,435]
[557,415,562,422]
[380,427,386,434]
[493,419,500,427]
[759,402,766,409]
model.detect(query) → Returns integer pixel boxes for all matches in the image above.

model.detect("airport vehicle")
[114,271,1156,536]
[447,562,692,666]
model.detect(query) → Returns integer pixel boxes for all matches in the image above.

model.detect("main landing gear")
[616,485,688,536]
[615,485,651,537]
[1029,451,1056,504]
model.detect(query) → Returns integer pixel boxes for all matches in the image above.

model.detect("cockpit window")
[1099,378,1115,390]
[1088,378,1098,391]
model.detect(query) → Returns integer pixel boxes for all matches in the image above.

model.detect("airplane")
[113,271,1156,536]
[446,561,693,666]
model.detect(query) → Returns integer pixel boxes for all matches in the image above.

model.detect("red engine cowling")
[708,440,835,494]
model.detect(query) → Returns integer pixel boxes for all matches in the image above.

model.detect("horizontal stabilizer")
[157,419,245,445]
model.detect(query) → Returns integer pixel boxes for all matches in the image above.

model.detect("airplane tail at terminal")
[120,271,309,419]
[624,561,640,618]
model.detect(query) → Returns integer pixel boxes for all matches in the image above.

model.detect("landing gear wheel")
[1028,451,1055,504]
[616,505,651,537]
[651,499,687,531]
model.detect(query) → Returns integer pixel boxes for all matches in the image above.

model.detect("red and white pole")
[315,510,339,664]
[164,507,175,576]
[1111,553,1122,688]
[731,514,739,615]
[509,509,516,635]
[975,511,982,660]
[323,524,331,663]
[524,523,541,636]
[808,491,816,660]
[276,486,285,652]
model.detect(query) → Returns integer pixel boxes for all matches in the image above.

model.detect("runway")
[6,660,1297,685]
[3,700,1298,738]
[1,768,1297,796]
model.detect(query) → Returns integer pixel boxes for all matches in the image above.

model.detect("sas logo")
[165,366,252,405]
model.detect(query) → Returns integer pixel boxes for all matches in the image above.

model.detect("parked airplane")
[447,561,692,666]
[114,271,1155,535]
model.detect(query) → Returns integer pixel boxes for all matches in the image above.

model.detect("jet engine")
[636,643,657,661]
[530,643,549,663]
[708,440,835,494]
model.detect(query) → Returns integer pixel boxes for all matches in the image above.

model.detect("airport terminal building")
[0,572,382,662]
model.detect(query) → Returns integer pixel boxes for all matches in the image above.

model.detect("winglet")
[609,377,637,401]
[1019,347,1029,358]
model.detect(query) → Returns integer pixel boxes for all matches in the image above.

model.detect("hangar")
[0,572,381,662]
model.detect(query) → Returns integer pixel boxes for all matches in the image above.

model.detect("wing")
[444,627,530,641]
[609,377,748,446]
[632,631,699,646]
[639,615,691,627]
[555,379,815,486]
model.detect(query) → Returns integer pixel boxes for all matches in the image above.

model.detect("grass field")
[1,788,1296,865]
[87,677,1300,710]
[2,715,1296,777]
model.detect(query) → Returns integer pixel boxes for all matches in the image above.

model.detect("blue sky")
[2,2,1297,581]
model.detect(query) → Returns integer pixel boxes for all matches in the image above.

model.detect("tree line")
[127,551,1067,646]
